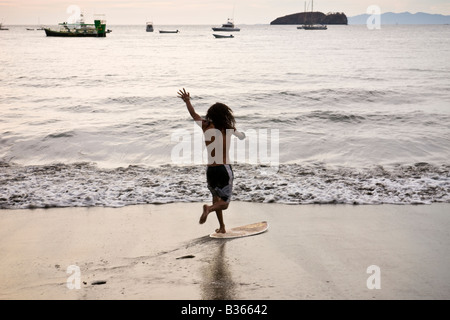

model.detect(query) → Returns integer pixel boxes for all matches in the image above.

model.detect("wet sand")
[0,202,449,300]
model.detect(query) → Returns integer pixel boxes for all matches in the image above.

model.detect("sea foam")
[1,162,449,209]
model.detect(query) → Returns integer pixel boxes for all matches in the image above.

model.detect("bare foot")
[215,226,226,234]
[199,204,210,224]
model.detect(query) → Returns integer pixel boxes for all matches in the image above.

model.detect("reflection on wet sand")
[200,242,236,300]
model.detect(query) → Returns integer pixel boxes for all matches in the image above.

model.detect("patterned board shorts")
[206,165,234,203]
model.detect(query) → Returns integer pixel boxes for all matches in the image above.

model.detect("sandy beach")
[0,202,449,300]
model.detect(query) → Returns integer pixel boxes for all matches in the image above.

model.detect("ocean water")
[1,24,449,208]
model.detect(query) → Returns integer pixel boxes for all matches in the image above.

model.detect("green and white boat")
[44,14,107,37]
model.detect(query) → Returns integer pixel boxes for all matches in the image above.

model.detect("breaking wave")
[1,162,449,209]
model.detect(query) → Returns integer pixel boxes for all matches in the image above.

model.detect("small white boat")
[213,34,234,39]
[212,19,240,32]
[299,24,327,30]
[299,0,327,31]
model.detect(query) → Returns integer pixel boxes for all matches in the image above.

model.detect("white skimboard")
[210,221,269,239]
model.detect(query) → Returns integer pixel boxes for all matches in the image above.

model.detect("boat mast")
[303,1,308,25]
[304,1,306,25]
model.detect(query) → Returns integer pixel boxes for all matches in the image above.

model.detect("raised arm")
[177,88,203,123]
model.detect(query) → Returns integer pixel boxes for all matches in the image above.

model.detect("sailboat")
[37,18,44,30]
[297,0,327,30]
[27,18,45,30]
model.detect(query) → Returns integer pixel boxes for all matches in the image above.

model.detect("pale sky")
[1,0,450,25]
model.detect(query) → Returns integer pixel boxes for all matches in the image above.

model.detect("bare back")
[202,120,233,166]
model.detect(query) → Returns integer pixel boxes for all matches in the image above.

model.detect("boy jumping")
[178,88,245,234]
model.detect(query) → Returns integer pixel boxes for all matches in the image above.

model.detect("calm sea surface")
[1,24,449,208]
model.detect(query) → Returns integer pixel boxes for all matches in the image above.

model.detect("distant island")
[271,12,348,25]
[348,12,450,24]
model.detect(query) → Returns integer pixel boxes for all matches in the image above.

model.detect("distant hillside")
[348,12,450,24]
[271,12,348,25]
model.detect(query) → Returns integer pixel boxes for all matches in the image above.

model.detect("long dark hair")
[205,103,236,132]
